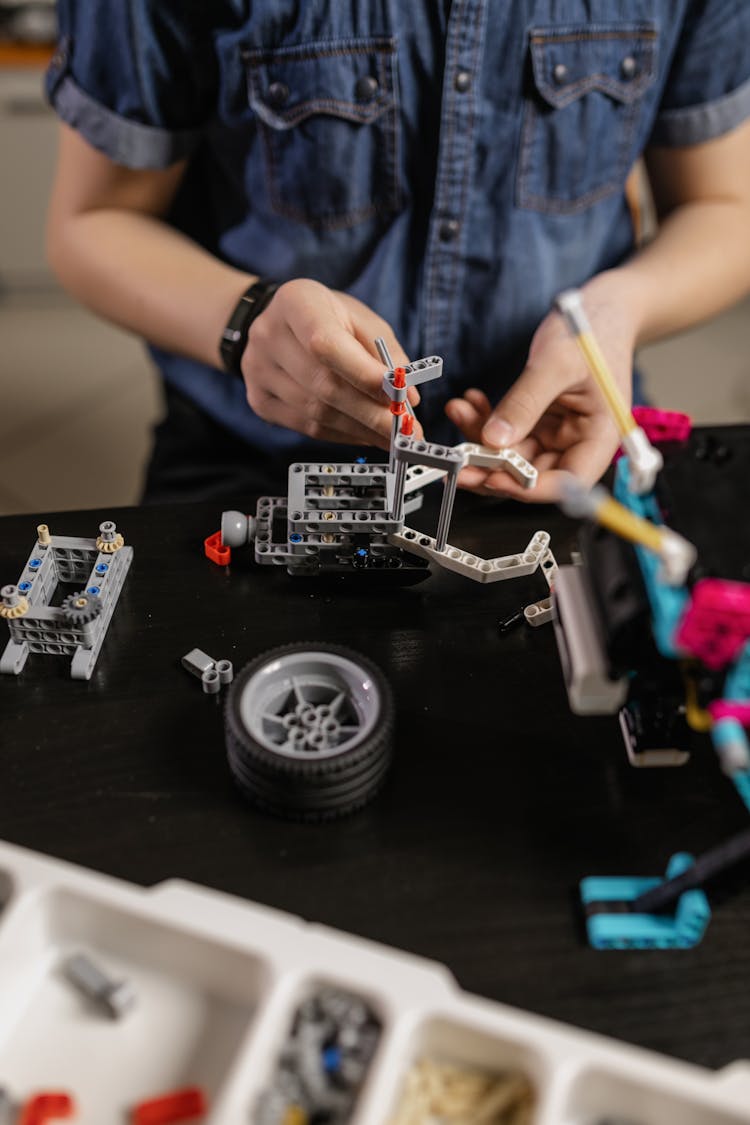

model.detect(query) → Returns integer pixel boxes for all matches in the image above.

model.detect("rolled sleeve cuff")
[651,73,750,147]
[48,74,201,169]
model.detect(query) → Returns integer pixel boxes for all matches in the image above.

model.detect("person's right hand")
[241,278,421,449]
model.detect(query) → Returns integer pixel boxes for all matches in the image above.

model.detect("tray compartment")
[250,974,385,1125]
[381,1013,545,1123]
[564,1064,750,1125]
[0,887,269,1123]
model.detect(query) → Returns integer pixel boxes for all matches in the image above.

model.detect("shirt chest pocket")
[517,24,658,214]
[244,37,401,229]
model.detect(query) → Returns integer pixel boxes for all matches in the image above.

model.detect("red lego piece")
[204,530,231,566]
[676,579,750,670]
[19,1092,75,1125]
[132,1086,207,1125]
[401,413,414,436]
[393,366,407,388]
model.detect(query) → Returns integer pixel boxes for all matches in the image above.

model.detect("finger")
[482,362,559,449]
[557,427,618,486]
[246,362,392,451]
[286,301,389,403]
[445,388,491,443]
[488,447,602,506]
[457,465,492,490]
[445,398,483,441]
[463,387,492,415]
[267,327,398,441]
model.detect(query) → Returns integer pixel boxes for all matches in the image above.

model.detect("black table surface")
[1,487,749,1072]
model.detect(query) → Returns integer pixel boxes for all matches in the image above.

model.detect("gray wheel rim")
[238,651,381,760]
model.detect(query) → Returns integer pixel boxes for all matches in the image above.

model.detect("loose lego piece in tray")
[131,1085,207,1125]
[388,1057,534,1124]
[64,951,136,1020]
[255,986,381,1124]
[18,1092,75,1125]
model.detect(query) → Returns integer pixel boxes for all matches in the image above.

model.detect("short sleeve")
[650,0,750,146]
[45,1,226,168]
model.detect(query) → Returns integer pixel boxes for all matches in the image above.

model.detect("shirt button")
[620,56,638,79]
[553,63,568,84]
[439,219,460,243]
[355,75,379,100]
[267,81,290,107]
[454,70,472,93]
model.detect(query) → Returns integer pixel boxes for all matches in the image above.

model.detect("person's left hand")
[444,270,644,502]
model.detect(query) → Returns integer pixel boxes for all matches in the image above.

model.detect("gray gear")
[61,591,103,625]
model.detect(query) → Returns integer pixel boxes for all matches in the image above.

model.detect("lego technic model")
[0,520,132,681]
[549,290,750,949]
[207,337,556,624]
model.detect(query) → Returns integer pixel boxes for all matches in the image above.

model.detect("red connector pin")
[19,1093,75,1125]
[132,1085,207,1125]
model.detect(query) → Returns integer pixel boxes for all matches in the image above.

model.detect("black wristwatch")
[220,278,280,375]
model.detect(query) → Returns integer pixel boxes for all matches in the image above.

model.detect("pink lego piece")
[612,406,693,461]
[709,700,750,726]
[676,579,750,670]
[632,406,692,443]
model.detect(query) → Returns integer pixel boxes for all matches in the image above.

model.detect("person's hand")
[241,278,421,449]
[445,270,643,502]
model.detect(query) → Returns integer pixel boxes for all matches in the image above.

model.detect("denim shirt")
[46,0,750,453]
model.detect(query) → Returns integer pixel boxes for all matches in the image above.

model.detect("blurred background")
[1,8,748,516]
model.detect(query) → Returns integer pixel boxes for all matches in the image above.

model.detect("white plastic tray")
[0,839,747,1124]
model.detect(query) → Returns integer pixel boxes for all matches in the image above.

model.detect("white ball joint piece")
[220,510,257,549]
[621,425,664,497]
[181,649,234,695]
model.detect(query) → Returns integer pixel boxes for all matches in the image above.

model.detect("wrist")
[580,267,650,348]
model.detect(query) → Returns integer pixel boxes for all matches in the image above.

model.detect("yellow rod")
[595,496,665,553]
[576,331,636,437]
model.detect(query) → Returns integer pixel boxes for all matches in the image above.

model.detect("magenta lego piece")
[613,406,693,462]
[676,579,750,670]
[633,406,692,443]
[708,700,750,725]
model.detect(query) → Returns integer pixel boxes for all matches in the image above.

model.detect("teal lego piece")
[724,640,750,702]
[613,459,688,659]
[711,718,750,813]
[732,771,750,815]
[580,853,711,950]
[713,717,747,750]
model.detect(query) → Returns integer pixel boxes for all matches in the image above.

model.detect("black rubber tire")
[225,643,394,821]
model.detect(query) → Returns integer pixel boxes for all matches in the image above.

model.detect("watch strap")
[220,279,280,376]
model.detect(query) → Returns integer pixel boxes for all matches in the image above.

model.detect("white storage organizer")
[0,839,747,1124]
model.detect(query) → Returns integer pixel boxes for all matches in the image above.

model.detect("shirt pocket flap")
[530,24,657,109]
[245,37,396,130]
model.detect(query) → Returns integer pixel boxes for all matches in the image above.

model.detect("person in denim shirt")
[46,1,750,502]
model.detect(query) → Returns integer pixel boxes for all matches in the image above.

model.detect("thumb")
[481,363,553,448]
